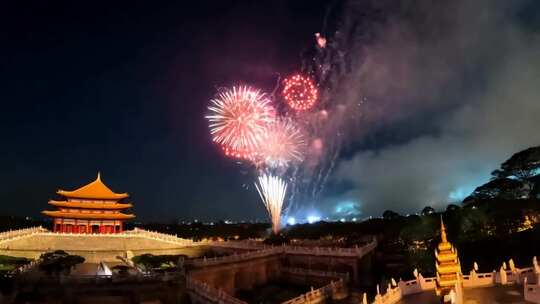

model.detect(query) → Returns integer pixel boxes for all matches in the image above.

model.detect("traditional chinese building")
[42,173,135,234]
[435,218,463,303]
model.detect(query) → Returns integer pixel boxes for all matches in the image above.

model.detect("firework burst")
[282,74,318,111]
[255,174,287,235]
[258,119,305,168]
[206,86,275,159]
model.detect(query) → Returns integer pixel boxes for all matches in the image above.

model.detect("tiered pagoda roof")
[435,218,462,297]
[41,211,135,220]
[48,200,132,209]
[42,173,135,221]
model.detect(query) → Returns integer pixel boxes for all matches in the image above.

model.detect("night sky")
[0,1,329,222]
[1,1,540,222]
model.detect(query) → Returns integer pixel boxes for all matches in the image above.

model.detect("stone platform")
[0,227,209,262]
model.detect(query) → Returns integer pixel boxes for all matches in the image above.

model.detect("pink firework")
[258,119,305,168]
[206,86,275,159]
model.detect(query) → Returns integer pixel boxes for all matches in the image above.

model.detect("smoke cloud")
[323,0,540,217]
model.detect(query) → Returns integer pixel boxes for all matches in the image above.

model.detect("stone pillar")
[500,266,508,285]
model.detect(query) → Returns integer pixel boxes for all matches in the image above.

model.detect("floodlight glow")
[287,217,296,225]
[307,215,321,224]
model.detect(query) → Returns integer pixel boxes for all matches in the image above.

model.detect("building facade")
[42,173,135,233]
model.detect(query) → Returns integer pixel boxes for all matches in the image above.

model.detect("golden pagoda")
[42,173,135,234]
[435,218,462,301]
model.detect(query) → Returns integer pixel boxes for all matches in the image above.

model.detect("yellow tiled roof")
[57,173,129,200]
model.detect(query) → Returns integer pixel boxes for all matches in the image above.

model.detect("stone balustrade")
[187,276,248,304]
[284,239,377,257]
[281,278,347,304]
[370,257,540,304]
[524,277,540,303]
[124,228,206,246]
[209,240,265,250]
[0,227,210,249]
[211,238,377,258]
[188,247,283,267]
[281,267,350,282]
[189,239,377,269]
[0,226,48,244]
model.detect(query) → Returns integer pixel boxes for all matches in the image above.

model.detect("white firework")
[255,174,288,235]
[258,118,305,168]
[206,86,274,159]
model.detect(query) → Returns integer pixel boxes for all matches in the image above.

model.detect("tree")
[421,206,435,216]
[463,178,525,203]
[446,204,461,212]
[39,250,85,275]
[132,254,188,270]
[382,210,400,220]
[491,146,540,180]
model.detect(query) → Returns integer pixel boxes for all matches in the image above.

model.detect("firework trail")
[206,86,275,160]
[255,174,288,235]
[286,1,370,215]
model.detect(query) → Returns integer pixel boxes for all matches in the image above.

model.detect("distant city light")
[287,217,296,225]
[307,215,321,224]
[352,218,357,222]
[340,218,346,222]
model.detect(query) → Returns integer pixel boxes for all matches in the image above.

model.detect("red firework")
[282,74,318,111]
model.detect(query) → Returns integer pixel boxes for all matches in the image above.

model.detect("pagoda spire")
[440,216,447,243]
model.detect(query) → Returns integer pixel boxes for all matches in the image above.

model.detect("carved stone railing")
[186,276,248,304]
[188,247,283,268]
[210,238,378,258]
[281,278,347,304]
[284,239,377,258]
[189,239,377,269]
[0,227,48,245]
[209,240,265,250]
[524,277,540,303]
[371,258,540,304]
[282,267,350,282]
[0,227,208,249]
[124,228,207,246]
